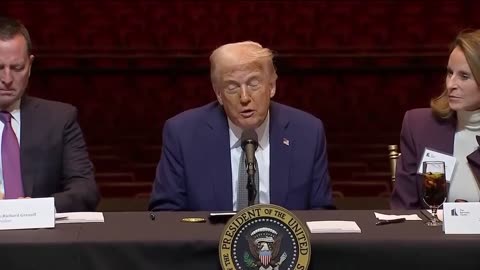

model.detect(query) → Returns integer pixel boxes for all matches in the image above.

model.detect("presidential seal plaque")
[219,204,310,270]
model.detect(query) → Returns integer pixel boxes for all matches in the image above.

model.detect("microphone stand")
[246,157,257,206]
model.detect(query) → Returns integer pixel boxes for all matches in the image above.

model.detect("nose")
[446,74,458,91]
[0,69,13,87]
[239,85,251,104]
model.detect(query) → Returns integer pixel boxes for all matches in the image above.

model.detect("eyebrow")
[223,79,240,85]
[0,62,26,66]
[446,66,471,74]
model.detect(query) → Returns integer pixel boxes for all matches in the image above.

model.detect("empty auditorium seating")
[4,1,476,52]
[6,0,478,202]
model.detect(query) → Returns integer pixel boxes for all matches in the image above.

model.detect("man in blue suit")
[149,41,332,211]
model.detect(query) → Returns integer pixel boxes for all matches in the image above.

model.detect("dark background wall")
[5,0,480,200]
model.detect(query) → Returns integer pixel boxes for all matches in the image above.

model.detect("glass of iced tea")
[422,161,447,226]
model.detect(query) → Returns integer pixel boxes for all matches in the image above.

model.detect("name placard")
[443,202,480,234]
[0,197,55,230]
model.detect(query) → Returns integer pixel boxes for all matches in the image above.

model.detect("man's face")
[0,34,33,110]
[214,63,276,130]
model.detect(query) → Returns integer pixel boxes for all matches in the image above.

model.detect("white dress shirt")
[229,113,270,211]
[0,109,21,195]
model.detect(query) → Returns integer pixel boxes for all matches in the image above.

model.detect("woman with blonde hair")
[391,30,480,209]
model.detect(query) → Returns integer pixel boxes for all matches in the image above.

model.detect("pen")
[376,217,406,226]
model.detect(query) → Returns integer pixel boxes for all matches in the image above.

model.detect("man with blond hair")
[149,41,332,211]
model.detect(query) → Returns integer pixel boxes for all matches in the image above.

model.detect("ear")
[214,87,224,105]
[269,81,276,98]
[27,54,35,77]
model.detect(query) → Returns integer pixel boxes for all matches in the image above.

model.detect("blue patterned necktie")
[237,149,259,210]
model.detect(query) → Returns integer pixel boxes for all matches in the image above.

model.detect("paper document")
[55,212,104,224]
[417,148,456,181]
[306,221,361,233]
[374,212,422,221]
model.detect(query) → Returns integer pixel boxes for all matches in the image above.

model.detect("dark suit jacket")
[391,108,480,209]
[19,96,99,212]
[149,101,333,211]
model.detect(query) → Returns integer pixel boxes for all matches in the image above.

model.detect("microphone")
[241,130,258,206]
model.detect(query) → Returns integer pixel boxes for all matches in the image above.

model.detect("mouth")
[240,109,255,118]
[0,89,15,94]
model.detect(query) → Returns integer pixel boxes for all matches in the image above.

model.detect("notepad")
[306,221,361,233]
[55,212,104,224]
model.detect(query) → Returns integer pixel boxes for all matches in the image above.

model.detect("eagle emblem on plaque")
[245,227,287,269]
[219,204,310,270]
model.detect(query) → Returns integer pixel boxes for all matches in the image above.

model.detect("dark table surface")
[0,210,479,270]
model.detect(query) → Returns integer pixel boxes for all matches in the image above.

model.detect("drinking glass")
[422,161,447,226]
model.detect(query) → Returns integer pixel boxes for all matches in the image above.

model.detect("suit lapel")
[433,118,456,155]
[467,136,480,179]
[269,102,291,206]
[19,96,38,197]
[205,103,233,210]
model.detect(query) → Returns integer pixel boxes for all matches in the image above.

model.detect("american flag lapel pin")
[283,138,289,146]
